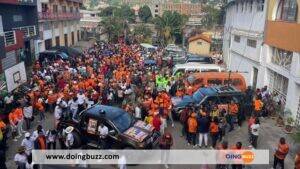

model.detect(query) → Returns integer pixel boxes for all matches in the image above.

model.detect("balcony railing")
[4,31,16,47]
[38,12,82,21]
[12,25,37,38]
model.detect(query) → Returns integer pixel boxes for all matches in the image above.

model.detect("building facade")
[188,34,212,55]
[0,0,38,72]
[264,0,300,123]
[35,0,82,56]
[224,0,300,121]
[161,2,202,16]
[223,0,267,89]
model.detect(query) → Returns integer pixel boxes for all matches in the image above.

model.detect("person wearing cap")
[65,126,74,149]
[21,132,34,155]
[14,146,27,169]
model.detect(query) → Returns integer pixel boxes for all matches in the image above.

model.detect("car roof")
[84,104,127,120]
[41,50,58,53]
[174,63,221,69]
[197,86,241,96]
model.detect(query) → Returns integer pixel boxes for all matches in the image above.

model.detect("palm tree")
[153,11,187,46]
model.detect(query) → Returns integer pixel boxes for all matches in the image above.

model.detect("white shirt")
[68,100,79,110]
[134,106,141,119]
[251,124,260,136]
[98,125,108,138]
[66,133,74,147]
[54,106,62,120]
[32,129,46,140]
[4,95,13,104]
[14,153,27,163]
[21,138,34,154]
[23,106,33,118]
[77,93,86,105]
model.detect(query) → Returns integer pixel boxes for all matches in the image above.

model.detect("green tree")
[153,11,187,46]
[133,24,153,43]
[99,6,117,17]
[114,5,136,23]
[201,5,222,29]
[138,5,152,23]
[100,17,124,43]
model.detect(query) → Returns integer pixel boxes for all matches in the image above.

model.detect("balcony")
[12,25,37,39]
[265,21,300,52]
[38,12,82,21]
[0,0,36,5]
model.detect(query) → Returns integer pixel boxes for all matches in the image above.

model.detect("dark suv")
[38,50,69,63]
[171,86,245,119]
[57,105,160,149]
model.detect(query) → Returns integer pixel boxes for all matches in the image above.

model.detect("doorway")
[71,32,74,45]
[45,39,52,50]
[252,67,258,89]
[55,36,60,46]
[64,34,68,46]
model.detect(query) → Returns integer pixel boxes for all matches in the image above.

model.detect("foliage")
[133,24,153,43]
[99,6,117,17]
[201,5,222,29]
[89,0,99,9]
[153,11,187,46]
[100,17,124,43]
[114,5,136,23]
[138,5,152,23]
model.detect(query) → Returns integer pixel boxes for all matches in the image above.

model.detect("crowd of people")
[0,40,298,169]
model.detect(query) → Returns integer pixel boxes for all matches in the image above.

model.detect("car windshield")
[60,52,69,59]
[112,113,134,133]
[192,90,205,103]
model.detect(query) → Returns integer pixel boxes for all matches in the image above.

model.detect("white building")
[223,0,300,122]
[223,0,267,89]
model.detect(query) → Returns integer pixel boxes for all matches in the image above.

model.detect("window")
[276,0,298,21]
[257,0,265,11]
[42,3,48,12]
[197,41,202,45]
[70,7,73,13]
[271,47,293,70]
[53,5,58,13]
[207,79,222,85]
[234,35,241,43]
[247,39,257,48]
[250,0,253,11]
[62,6,66,13]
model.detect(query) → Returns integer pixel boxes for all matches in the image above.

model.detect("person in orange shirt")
[228,100,238,132]
[187,112,198,146]
[210,117,219,149]
[253,96,263,116]
[9,110,18,141]
[14,108,25,137]
[273,137,289,169]
[46,90,57,113]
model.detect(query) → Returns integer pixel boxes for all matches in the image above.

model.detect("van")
[188,72,247,91]
[172,62,224,76]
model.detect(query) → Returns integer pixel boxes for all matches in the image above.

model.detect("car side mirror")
[109,130,116,136]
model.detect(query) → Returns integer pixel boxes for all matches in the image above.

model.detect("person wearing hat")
[21,132,34,155]
[65,126,74,149]
[14,146,27,169]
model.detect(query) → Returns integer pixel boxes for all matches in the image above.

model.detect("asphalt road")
[5,111,297,169]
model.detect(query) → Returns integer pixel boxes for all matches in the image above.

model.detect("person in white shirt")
[98,123,108,149]
[23,104,33,130]
[68,97,79,120]
[46,130,57,149]
[21,132,34,155]
[77,91,86,113]
[134,104,141,120]
[65,126,74,149]
[54,105,62,127]
[32,125,45,141]
[250,118,260,149]
[14,146,27,169]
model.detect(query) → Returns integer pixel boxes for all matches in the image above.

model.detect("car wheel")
[72,131,82,148]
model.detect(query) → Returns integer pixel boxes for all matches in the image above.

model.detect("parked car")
[57,104,160,149]
[172,62,224,76]
[50,46,83,57]
[185,54,214,64]
[38,50,69,63]
[171,86,245,119]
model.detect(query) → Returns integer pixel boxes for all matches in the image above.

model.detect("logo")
[225,151,254,164]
